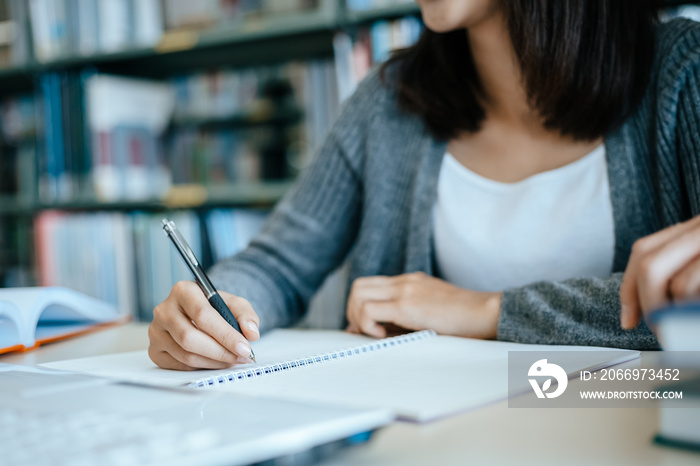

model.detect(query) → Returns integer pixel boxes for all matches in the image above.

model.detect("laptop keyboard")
[0,407,222,466]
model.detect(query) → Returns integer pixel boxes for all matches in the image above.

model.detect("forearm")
[208,252,300,334]
[497,273,659,349]
[207,135,362,333]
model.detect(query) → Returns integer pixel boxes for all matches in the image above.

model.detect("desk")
[2,323,699,466]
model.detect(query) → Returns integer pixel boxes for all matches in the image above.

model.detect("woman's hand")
[148,281,260,370]
[620,216,700,330]
[345,272,502,339]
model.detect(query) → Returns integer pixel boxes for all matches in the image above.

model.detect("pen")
[162,218,256,363]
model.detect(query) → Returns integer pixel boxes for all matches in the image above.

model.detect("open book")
[0,287,124,354]
[44,329,639,422]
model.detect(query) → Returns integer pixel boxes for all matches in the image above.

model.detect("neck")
[467,13,533,127]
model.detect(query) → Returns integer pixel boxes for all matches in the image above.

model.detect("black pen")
[162,218,256,363]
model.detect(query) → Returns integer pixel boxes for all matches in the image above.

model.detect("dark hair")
[382,0,658,141]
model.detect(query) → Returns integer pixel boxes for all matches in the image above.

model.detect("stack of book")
[33,72,176,204]
[131,211,201,320]
[333,16,422,101]
[167,60,339,183]
[205,208,268,263]
[172,69,263,122]
[0,0,31,67]
[32,208,272,320]
[346,0,415,11]
[295,59,339,163]
[85,74,174,202]
[34,210,136,315]
[163,0,320,30]
[36,71,91,203]
[0,94,36,199]
[29,0,163,62]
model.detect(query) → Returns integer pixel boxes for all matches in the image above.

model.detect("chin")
[416,0,497,32]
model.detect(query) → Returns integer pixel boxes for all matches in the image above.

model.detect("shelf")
[345,3,421,24]
[0,8,339,95]
[0,196,34,216]
[0,1,430,95]
[0,181,294,215]
[170,107,303,131]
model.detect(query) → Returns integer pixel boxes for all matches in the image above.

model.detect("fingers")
[163,309,240,365]
[347,276,402,337]
[346,273,430,337]
[152,327,237,369]
[148,347,195,371]
[669,256,700,301]
[175,281,255,361]
[221,291,260,342]
[347,280,398,327]
[346,322,361,334]
[359,301,401,338]
[636,228,700,312]
[620,219,700,329]
[620,253,643,329]
[148,281,259,370]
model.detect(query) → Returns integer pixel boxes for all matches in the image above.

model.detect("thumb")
[220,291,261,341]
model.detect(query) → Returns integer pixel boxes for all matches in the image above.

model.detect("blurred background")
[0,0,697,324]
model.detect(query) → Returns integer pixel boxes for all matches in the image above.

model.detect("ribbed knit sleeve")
[497,274,658,349]
[206,76,378,332]
[675,29,700,215]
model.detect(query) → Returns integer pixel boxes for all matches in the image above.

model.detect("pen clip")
[162,218,217,298]
[162,219,198,264]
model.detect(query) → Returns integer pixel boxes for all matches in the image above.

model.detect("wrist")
[454,288,502,340]
[483,292,503,340]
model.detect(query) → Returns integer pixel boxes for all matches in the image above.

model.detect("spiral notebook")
[43,328,639,422]
[190,329,436,388]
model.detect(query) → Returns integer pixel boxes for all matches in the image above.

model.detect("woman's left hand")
[345,272,502,339]
[620,216,700,330]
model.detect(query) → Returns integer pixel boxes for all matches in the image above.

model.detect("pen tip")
[250,348,257,364]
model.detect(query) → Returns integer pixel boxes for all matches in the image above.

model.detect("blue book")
[648,301,700,352]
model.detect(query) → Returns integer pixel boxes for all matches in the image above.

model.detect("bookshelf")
[0,0,426,318]
[0,181,294,215]
[0,0,421,95]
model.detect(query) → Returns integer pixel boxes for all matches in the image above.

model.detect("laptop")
[0,364,391,466]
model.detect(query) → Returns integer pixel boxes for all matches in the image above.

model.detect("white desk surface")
[2,323,699,466]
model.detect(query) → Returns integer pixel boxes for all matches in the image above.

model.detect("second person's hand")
[148,280,260,370]
[345,272,502,339]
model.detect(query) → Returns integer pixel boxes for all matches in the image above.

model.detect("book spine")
[189,330,437,388]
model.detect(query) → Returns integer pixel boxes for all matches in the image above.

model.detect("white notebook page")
[208,334,638,421]
[43,329,639,422]
[42,330,377,387]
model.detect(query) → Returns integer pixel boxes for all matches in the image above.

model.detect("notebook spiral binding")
[190,329,437,388]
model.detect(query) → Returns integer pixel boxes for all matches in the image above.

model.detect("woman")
[148,0,700,370]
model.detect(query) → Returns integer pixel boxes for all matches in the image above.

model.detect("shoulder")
[653,19,700,91]
[328,63,424,153]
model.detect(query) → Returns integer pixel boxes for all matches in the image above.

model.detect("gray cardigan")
[210,19,700,350]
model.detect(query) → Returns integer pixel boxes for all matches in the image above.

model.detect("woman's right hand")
[148,281,260,370]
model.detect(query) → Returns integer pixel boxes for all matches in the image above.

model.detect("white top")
[432,145,615,292]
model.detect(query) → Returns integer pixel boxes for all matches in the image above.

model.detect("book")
[332,16,421,103]
[647,301,700,351]
[654,376,700,453]
[85,74,174,201]
[29,0,163,62]
[43,329,638,422]
[34,211,138,316]
[205,208,268,262]
[0,286,125,354]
